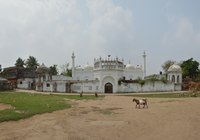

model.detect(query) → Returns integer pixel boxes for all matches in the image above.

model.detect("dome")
[126,64,135,70]
[168,64,182,72]
[76,66,82,70]
[83,64,93,70]
[36,63,49,73]
[136,65,142,69]
[40,63,47,68]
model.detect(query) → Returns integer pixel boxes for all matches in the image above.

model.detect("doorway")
[105,83,113,93]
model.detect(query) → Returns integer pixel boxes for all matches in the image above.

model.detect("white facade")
[71,54,144,93]
[17,78,34,89]
[167,64,182,84]
[118,81,181,92]
[35,53,183,93]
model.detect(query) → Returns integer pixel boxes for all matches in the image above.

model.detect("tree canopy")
[15,57,25,67]
[180,58,199,80]
[26,56,39,70]
[49,65,58,75]
[162,60,176,73]
[60,62,72,77]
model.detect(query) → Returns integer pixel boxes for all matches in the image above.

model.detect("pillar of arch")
[168,73,182,84]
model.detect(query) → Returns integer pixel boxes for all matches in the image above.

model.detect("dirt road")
[0,96,200,140]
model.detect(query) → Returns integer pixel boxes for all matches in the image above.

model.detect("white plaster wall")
[74,69,94,80]
[123,69,143,80]
[52,75,72,81]
[72,81,99,93]
[56,82,67,92]
[118,81,179,93]
[17,78,34,89]
[174,84,182,91]
[42,82,52,92]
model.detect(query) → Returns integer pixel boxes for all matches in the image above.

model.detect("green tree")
[15,57,25,67]
[49,65,58,75]
[26,56,39,70]
[180,58,200,80]
[66,69,72,77]
[162,60,176,73]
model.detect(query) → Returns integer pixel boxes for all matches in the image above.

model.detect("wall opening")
[105,83,113,93]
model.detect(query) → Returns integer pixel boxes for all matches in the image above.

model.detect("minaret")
[71,52,75,78]
[142,51,147,79]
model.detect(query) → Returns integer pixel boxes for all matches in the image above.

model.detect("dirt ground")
[0,95,200,140]
[0,103,12,110]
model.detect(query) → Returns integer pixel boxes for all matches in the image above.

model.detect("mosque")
[34,52,182,93]
[70,52,144,93]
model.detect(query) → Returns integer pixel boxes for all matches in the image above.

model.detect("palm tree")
[15,57,25,67]
[26,56,39,70]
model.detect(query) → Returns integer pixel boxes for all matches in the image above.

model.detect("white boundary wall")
[118,81,181,93]
[36,80,182,93]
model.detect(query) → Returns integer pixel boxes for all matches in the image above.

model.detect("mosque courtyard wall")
[117,81,181,93]
[71,80,181,93]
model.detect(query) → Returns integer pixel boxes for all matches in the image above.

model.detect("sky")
[0,0,200,75]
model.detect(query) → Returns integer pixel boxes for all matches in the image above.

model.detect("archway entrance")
[105,83,113,93]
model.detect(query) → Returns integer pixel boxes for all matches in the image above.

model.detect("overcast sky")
[0,0,199,75]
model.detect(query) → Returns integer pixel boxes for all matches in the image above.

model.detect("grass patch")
[124,92,200,98]
[0,91,99,122]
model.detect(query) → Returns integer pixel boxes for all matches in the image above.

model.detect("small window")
[20,81,23,84]
[46,83,50,87]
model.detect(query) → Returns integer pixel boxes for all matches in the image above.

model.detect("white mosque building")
[71,52,144,93]
[34,52,182,93]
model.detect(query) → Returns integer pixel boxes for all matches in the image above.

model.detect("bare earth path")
[0,96,200,140]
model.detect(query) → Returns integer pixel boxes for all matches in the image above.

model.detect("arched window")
[177,75,180,83]
[172,75,175,82]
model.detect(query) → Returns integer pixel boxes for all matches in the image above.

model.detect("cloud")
[0,0,135,69]
[86,0,134,54]
[0,0,83,65]
[175,18,194,41]
[161,17,200,48]
[195,32,200,46]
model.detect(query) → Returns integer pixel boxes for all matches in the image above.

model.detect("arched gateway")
[105,83,113,93]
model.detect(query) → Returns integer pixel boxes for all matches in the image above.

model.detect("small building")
[167,64,182,91]
[17,68,36,89]
[1,66,36,90]
[0,66,23,88]
[167,64,182,84]
[35,63,51,92]
[0,77,13,90]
